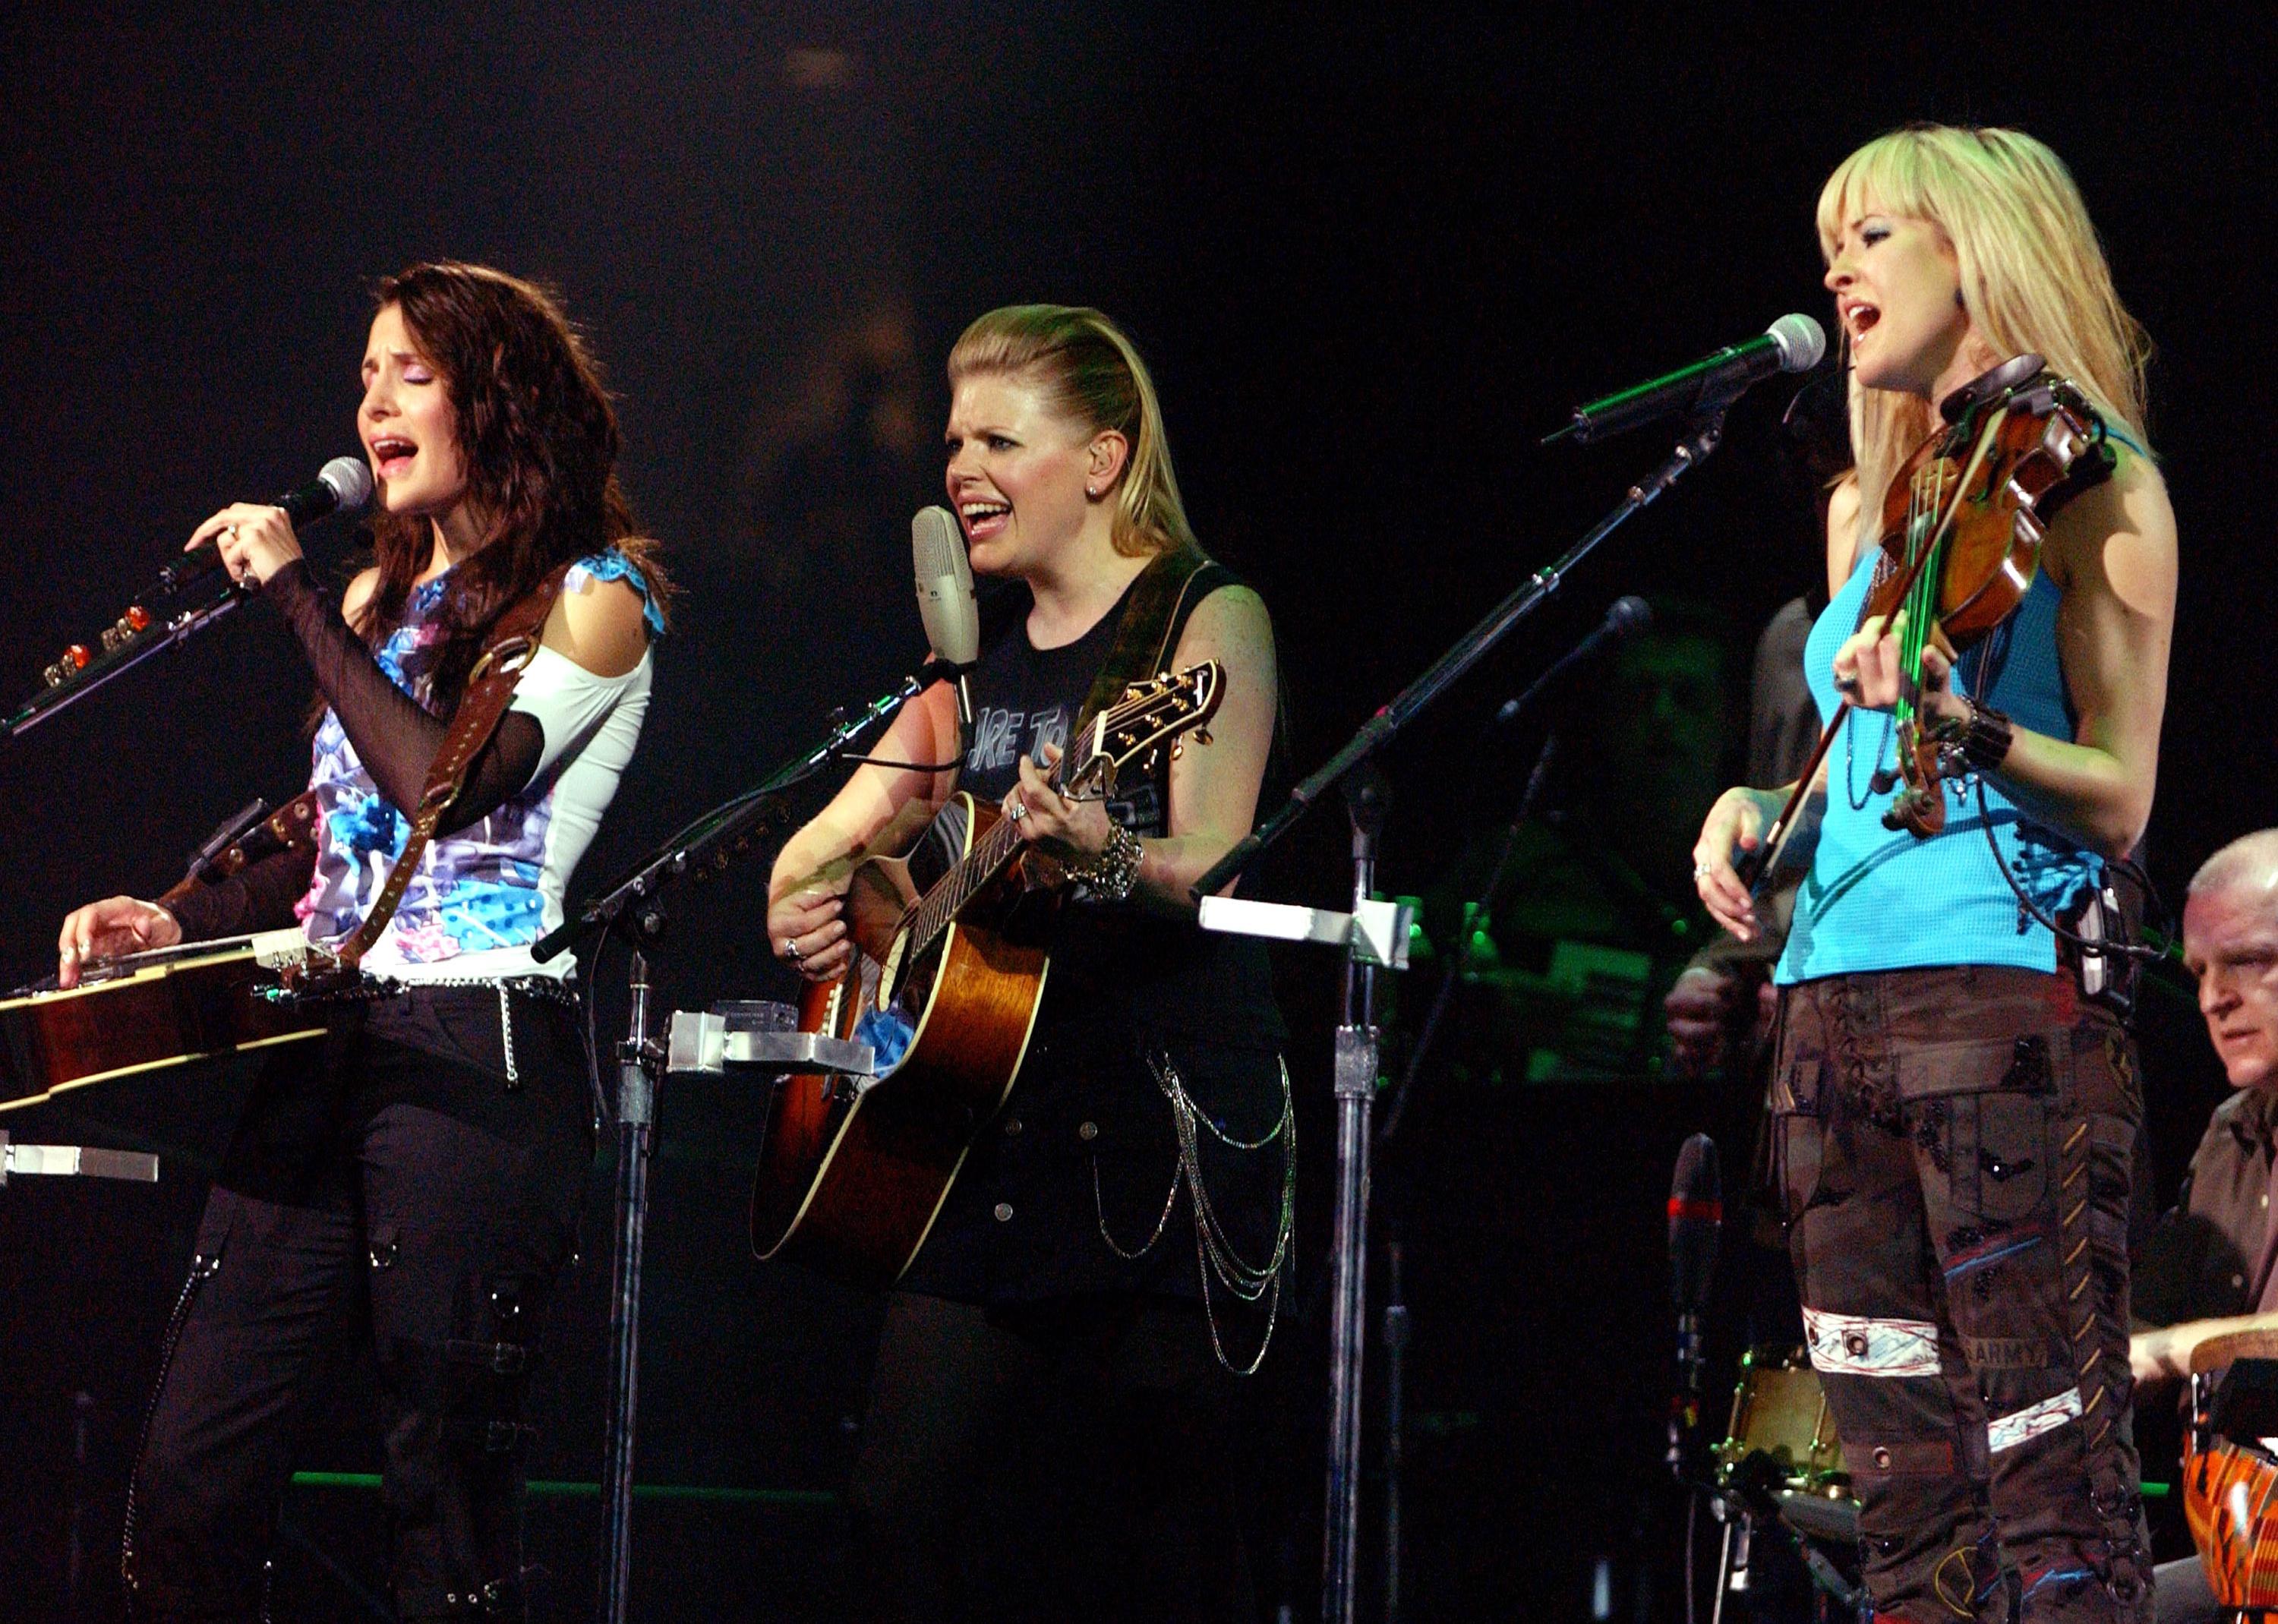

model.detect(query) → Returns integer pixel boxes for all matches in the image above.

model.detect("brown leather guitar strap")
[315,561,576,976]
[1072,544,1217,739]
[155,791,322,910]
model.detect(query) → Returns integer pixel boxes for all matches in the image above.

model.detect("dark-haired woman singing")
[56,262,669,1622]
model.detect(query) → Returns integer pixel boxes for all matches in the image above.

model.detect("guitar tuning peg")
[1194,729,1213,746]
[1170,741,1184,761]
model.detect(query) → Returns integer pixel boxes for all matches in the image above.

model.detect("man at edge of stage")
[2131,830,2278,1623]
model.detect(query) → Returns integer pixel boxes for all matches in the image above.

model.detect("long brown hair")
[947,304,1196,558]
[356,262,671,708]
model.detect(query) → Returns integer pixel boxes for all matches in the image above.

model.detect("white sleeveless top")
[298,552,659,982]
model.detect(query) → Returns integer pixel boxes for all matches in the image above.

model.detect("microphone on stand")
[1546,316,1827,445]
[1667,1133,1723,1453]
[159,457,376,591]
[1489,595,1652,734]
[913,505,980,733]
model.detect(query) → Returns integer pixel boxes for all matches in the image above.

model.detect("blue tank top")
[1774,547,2100,984]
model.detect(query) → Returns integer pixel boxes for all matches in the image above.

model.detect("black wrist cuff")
[1934,699,2014,775]
[1960,702,2013,771]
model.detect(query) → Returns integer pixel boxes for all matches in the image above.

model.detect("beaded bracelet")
[1067,824,1144,903]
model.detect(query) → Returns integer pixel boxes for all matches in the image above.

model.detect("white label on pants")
[1987,1386,2083,1454]
[1802,1307,1942,1377]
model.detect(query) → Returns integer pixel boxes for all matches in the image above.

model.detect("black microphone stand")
[7,497,371,738]
[1372,720,1563,1624]
[1191,406,1730,1624]
[531,670,932,1624]
[7,575,254,736]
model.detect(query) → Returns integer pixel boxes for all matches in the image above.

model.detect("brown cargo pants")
[1772,966,2150,1623]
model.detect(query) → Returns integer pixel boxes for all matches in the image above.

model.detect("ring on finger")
[1833,670,1863,695]
[783,935,803,963]
[1692,862,1715,880]
[1006,796,1027,821]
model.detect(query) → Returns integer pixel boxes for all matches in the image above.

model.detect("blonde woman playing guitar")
[767,304,1290,1622]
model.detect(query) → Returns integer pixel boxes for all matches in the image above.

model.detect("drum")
[1717,1345,1850,1490]
[2182,1328,2278,1614]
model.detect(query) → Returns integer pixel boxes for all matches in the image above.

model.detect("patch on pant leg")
[1959,1335,2049,1370]
[1933,1533,2009,1622]
[1986,1386,2082,1454]
[1802,1307,1940,1376]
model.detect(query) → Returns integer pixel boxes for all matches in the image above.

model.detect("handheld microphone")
[1668,1130,1723,1426]
[912,505,979,730]
[1548,316,1827,445]
[160,457,377,591]
[1491,595,1652,733]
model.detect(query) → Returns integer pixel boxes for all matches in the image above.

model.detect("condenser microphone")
[913,505,979,730]
[913,506,980,668]
[161,457,377,591]
[1548,315,1827,445]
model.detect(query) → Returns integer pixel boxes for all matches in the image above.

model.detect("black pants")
[1773,967,2150,1623]
[845,1290,1258,1624]
[123,985,593,1622]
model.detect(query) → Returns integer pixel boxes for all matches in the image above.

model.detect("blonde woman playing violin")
[1690,126,2175,1624]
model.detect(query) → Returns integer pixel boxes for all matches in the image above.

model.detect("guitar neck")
[908,757,1075,960]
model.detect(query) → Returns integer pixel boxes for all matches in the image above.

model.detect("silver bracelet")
[1068,824,1144,903]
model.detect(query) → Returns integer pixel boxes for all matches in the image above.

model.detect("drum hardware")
[1715,1345,1850,1493]
[1704,1345,1867,1623]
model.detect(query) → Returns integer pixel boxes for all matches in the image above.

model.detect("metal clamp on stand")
[664,1005,876,1082]
[0,1129,159,1187]
[1197,896,1414,970]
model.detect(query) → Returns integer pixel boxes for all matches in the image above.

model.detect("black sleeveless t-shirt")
[895,572,1289,1306]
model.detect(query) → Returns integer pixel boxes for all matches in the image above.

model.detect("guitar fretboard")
[906,755,1074,965]
[891,663,1218,970]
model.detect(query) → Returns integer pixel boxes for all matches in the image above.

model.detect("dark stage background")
[2,8,2272,1620]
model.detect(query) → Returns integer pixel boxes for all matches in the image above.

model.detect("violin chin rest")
[1940,353,2046,423]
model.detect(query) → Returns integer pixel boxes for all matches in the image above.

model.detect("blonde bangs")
[1816,135,1941,265]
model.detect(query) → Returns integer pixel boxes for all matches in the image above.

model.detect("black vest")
[958,565,1284,1048]
[894,563,1289,1305]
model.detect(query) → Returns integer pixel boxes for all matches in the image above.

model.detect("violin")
[1740,355,2115,888]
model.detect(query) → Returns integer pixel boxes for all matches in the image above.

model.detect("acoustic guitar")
[0,929,323,1114]
[0,788,327,1113]
[749,661,1224,1287]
